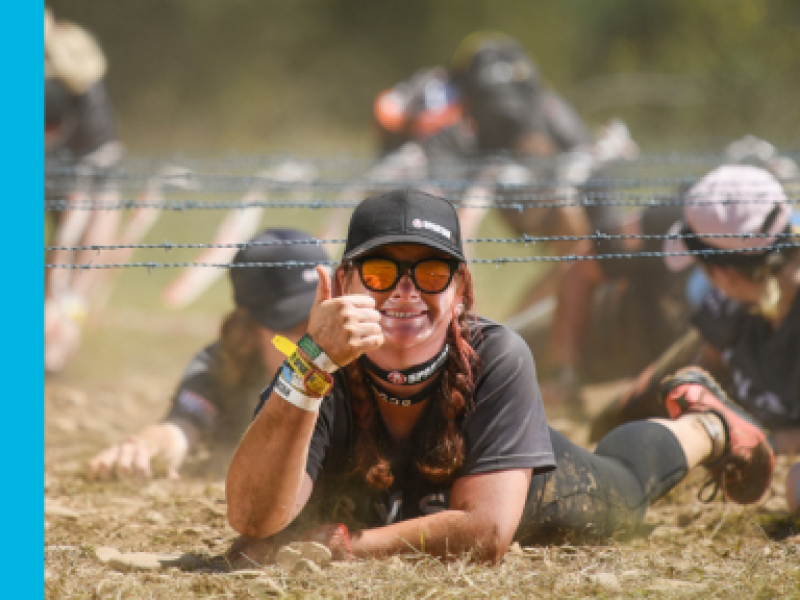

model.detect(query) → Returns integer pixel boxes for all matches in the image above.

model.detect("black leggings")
[516,422,688,544]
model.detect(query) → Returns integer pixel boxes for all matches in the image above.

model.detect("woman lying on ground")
[225,189,774,565]
[87,228,327,480]
[589,165,800,470]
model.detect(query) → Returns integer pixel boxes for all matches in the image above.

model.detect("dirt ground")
[45,308,800,599]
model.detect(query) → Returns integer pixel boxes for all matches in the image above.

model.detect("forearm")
[226,393,318,538]
[352,509,509,564]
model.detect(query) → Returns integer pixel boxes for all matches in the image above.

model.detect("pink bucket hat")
[663,165,791,272]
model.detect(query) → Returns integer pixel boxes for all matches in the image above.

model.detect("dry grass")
[45,309,800,599]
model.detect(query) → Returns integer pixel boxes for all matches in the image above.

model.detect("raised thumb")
[314,264,332,305]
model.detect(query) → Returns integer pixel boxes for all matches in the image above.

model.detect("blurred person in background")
[45,8,124,373]
[372,31,594,158]
[506,136,799,418]
[587,166,800,468]
[87,229,329,480]
[370,32,695,417]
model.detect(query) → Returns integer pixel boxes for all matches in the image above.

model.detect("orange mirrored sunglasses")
[353,257,461,294]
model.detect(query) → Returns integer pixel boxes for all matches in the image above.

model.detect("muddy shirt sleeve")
[164,343,225,433]
[460,321,556,476]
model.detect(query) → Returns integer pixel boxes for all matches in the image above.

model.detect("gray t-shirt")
[254,317,555,529]
[692,288,800,430]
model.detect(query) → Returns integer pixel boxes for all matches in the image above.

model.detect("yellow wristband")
[273,336,334,397]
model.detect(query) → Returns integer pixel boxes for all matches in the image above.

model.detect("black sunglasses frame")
[351,256,462,294]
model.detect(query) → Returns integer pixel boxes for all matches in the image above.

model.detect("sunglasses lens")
[360,258,398,291]
[414,260,453,293]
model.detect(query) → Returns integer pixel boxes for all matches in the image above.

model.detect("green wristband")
[298,334,339,373]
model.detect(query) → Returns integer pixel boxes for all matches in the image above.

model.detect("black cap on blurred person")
[450,32,544,149]
[230,228,329,331]
[342,189,464,262]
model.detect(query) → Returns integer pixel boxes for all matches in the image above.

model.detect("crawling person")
[357,33,685,416]
[589,165,800,465]
[45,9,125,372]
[224,189,775,566]
[87,229,329,480]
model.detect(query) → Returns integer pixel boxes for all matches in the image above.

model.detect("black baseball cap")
[342,189,464,261]
[229,228,328,331]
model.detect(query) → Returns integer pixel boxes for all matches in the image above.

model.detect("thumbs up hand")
[306,265,383,368]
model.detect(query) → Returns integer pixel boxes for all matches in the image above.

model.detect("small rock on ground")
[106,552,191,572]
[588,572,622,594]
[276,546,302,569]
[255,576,285,595]
[143,511,166,524]
[224,569,265,579]
[507,542,523,556]
[109,552,164,572]
[649,526,684,540]
[95,547,121,564]
[45,505,80,519]
[293,558,322,574]
[647,577,707,592]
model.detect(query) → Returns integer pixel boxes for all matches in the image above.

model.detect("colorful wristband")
[281,362,311,395]
[298,333,339,373]
[303,366,335,398]
[273,335,335,397]
[274,369,323,412]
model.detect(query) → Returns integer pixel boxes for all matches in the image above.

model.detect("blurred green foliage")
[49,0,800,153]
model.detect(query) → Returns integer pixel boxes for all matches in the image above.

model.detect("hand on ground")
[87,436,171,481]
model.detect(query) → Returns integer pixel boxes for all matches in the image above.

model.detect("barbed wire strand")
[45,230,800,253]
[43,194,800,212]
[45,241,800,270]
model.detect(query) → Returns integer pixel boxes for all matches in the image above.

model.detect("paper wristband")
[303,368,334,397]
[281,362,332,399]
[274,371,323,412]
[273,335,334,396]
[281,362,309,394]
[275,335,313,377]
[286,351,332,396]
[298,334,339,373]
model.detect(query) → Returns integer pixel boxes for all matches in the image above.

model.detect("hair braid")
[345,361,394,490]
[416,266,479,483]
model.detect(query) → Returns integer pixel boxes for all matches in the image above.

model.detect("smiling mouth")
[382,310,425,319]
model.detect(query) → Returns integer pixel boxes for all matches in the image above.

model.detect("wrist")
[273,335,336,399]
[275,365,323,412]
[298,333,339,373]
